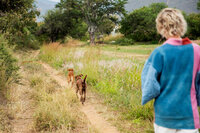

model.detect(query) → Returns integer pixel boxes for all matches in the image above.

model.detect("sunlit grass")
[101,44,159,55]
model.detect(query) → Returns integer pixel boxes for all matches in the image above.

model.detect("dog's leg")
[79,89,83,103]
[67,76,70,84]
[81,96,84,104]
[72,76,75,85]
[70,76,73,84]
[83,90,86,103]
[76,87,79,98]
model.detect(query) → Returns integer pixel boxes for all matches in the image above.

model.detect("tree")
[120,3,167,42]
[57,0,127,45]
[0,0,39,33]
[98,18,117,35]
[198,0,200,10]
[39,10,64,42]
[38,9,87,42]
[0,0,40,48]
[0,0,34,13]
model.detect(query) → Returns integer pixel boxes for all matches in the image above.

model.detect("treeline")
[40,1,200,44]
[38,0,127,45]
[1,0,199,48]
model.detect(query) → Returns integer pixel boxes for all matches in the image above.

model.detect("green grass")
[101,44,159,55]
[39,43,155,132]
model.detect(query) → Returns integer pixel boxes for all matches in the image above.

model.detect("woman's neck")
[167,36,181,39]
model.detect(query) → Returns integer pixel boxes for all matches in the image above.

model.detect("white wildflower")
[74,50,85,59]
[62,62,74,69]
[98,59,134,71]
[76,62,84,70]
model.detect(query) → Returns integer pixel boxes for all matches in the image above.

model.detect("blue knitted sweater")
[141,38,200,129]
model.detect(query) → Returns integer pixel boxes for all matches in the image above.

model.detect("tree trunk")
[89,32,95,45]
[88,25,96,45]
[51,35,55,42]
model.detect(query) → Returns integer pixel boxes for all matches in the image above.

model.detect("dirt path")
[41,63,120,133]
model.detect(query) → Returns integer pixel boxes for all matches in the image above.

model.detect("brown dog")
[75,74,83,95]
[75,74,87,104]
[67,69,75,85]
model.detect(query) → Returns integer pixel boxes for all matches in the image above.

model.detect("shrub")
[104,34,135,45]
[0,35,19,90]
[11,27,41,49]
[104,34,124,42]
[113,38,135,45]
[186,13,200,39]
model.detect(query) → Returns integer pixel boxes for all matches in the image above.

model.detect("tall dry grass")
[22,62,96,132]
[0,36,19,133]
[63,36,84,46]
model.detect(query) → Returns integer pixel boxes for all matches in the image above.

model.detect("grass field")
[39,43,160,132]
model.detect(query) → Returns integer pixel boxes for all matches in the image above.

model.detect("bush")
[10,27,41,49]
[104,34,134,45]
[110,37,135,45]
[120,3,167,42]
[186,13,200,39]
[0,35,19,90]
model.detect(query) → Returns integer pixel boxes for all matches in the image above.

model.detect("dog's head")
[75,74,83,80]
[67,68,74,72]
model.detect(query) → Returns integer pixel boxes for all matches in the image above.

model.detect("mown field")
[39,42,160,133]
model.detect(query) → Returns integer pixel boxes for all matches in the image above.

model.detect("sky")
[49,0,60,2]
[36,0,199,22]
[36,0,59,22]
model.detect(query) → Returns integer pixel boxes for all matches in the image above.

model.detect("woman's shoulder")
[191,42,200,57]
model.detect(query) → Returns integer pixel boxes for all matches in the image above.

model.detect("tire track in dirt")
[11,68,35,133]
[41,63,120,133]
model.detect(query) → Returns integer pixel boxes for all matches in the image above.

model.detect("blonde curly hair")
[156,8,187,38]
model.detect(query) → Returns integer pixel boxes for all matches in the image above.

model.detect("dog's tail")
[83,75,87,83]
